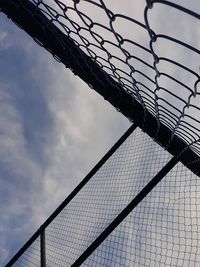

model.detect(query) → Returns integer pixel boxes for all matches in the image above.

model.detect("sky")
[0,0,199,266]
[0,7,131,265]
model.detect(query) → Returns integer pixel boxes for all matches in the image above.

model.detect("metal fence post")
[40,229,46,267]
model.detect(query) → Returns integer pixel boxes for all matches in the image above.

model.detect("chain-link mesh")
[1,0,200,266]
[84,161,200,267]
[0,0,199,174]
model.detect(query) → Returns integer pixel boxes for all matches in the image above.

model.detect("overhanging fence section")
[1,0,200,266]
[0,0,200,174]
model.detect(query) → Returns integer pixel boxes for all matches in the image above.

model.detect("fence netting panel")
[12,238,40,267]
[2,0,199,161]
[84,161,200,267]
[44,128,170,266]
[1,0,200,266]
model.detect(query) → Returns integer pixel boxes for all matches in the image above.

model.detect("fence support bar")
[72,154,181,266]
[40,229,46,267]
[5,124,137,267]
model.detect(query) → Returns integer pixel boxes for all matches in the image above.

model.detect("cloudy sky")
[0,6,131,265]
[0,0,199,266]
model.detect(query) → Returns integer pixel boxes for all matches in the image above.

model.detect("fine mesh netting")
[84,162,200,267]
[44,128,170,266]
[7,126,200,267]
[13,238,40,267]
[10,127,172,266]
[1,0,200,266]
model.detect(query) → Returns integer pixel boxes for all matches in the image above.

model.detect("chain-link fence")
[5,125,200,266]
[1,0,200,266]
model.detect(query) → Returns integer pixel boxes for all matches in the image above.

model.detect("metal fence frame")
[0,0,199,266]
[5,123,185,267]
[0,0,199,176]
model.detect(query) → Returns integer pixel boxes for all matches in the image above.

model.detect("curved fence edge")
[0,0,199,176]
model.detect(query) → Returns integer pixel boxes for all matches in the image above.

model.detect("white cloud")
[0,84,44,264]
[0,28,11,50]
[1,0,200,266]
[0,86,40,176]
[0,8,129,264]
[31,57,130,218]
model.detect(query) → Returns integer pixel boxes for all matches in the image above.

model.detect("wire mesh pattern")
[8,127,173,267]
[1,0,199,162]
[34,0,200,151]
[84,161,200,267]
[13,238,40,267]
[1,0,200,266]
[44,128,170,266]
[6,126,200,267]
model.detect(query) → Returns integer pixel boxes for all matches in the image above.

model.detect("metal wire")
[0,0,200,174]
[10,127,172,267]
[7,127,200,267]
[22,0,200,153]
[84,160,200,267]
[1,0,200,266]
[13,237,40,267]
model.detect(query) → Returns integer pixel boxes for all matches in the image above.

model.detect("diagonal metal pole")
[72,154,181,266]
[40,229,46,267]
[5,124,137,267]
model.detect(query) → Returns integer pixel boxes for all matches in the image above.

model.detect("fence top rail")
[1,1,200,265]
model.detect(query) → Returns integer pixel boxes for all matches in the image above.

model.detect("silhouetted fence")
[1,0,200,266]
